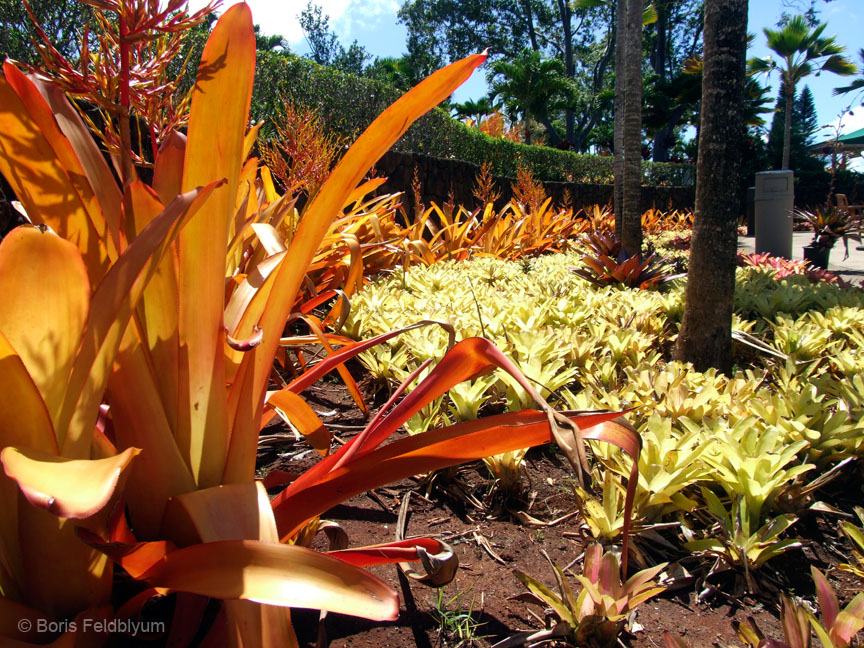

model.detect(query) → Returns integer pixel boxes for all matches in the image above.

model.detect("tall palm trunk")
[674,0,748,372]
[621,0,644,256]
[613,0,625,233]
[782,80,794,169]
[557,0,575,144]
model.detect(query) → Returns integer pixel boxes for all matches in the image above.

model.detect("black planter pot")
[803,244,831,270]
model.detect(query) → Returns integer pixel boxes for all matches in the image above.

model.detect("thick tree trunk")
[557,0,576,144]
[782,82,793,170]
[613,0,626,233]
[652,104,687,162]
[674,0,748,373]
[652,1,668,75]
[621,0,644,257]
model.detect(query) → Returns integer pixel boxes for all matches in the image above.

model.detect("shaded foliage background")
[252,51,695,185]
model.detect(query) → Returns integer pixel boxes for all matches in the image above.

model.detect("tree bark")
[674,0,748,373]
[651,0,668,76]
[650,1,670,162]
[521,0,539,51]
[652,104,687,162]
[557,0,576,144]
[782,80,793,169]
[621,0,644,256]
[614,0,626,233]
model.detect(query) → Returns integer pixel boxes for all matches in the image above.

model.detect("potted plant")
[796,205,863,270]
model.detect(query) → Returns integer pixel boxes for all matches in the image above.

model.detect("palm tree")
[576,0,655,233]
[750,15,855,170]
[834,48,864,101]
[675,0,749,372]
[489,49,570,145]
[253,24,288,52]
[365,56,417,91]
[451,97,498,125]
[621,0,645,256]
[682,50,775,128]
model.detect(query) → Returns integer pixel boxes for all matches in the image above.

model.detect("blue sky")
[193,0,864,142]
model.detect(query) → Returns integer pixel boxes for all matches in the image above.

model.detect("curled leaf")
[1,446,139,519]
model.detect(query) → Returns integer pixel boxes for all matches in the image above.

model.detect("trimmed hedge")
[251,51,695,187]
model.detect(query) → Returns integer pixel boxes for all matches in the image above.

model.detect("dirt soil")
[258,362,863,648]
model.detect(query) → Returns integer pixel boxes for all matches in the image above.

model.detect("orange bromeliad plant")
[0,2,641,646]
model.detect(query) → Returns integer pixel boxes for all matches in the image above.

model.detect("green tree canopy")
[363,56,419,91]
[299,1,370,74]
[398,0,618,150]
[0,0,94,65]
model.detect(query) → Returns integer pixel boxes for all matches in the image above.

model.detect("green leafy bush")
[252,52,695,186]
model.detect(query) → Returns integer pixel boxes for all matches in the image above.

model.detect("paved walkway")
[738,232,864,286]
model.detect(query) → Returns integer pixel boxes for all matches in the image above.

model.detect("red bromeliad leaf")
[811,566,839,630]
[779,594,809,648]
[288,338,613,499]
[272,409,627,541]
[330,359,435,473]
[326,538,445,567]
[1,446,139,519]
[281,321,455,397]
[593,418,641,575]
[298,314,367,416]
[598,551,623,601]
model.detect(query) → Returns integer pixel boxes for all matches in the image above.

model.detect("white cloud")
[331,0,399,40]
[188,0,398,45]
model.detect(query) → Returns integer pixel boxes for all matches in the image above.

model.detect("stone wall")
[374,150,696,214]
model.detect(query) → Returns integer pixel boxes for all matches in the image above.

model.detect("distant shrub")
[252,52,695,187]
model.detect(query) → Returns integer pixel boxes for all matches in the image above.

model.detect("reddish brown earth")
[257,365,863,648]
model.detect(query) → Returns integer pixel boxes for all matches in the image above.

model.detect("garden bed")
[258,368,862,648]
